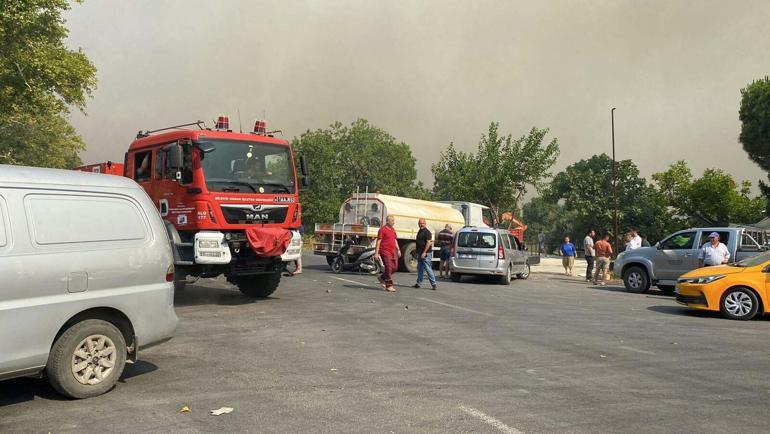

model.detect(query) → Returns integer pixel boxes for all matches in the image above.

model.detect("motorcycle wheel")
[367,260,382,275]
[331,257,344,274]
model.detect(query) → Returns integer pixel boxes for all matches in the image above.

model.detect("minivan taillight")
[451,246,456,258]
[498,243,505,260]
[166,264,175,282]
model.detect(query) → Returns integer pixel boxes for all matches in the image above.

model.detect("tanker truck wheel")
[399,242,419,273]
[234,272,281,298]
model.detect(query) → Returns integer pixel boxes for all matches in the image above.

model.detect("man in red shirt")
[374,215,401,292]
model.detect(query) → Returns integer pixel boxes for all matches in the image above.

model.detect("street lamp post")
[611,107,619,255]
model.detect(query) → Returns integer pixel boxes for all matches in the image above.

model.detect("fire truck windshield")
[199,139,295,194]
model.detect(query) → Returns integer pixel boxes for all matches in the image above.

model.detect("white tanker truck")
[313,193,493,272]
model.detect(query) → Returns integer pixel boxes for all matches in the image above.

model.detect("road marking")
[459,405,523,434]
[618,345,655,355]
[330,276,370,286]
[417,298,493,317]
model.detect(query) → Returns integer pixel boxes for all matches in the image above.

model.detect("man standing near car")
[374,215,401,292]
[583,230,595,282]
[593,233,613,285]
[414,218,437,290]
[698,232,730,267]
[437,224,454,278]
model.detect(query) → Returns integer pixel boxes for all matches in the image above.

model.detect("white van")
[0,165,178,398]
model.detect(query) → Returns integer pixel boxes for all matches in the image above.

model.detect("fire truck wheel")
[399,242,418,273]
[235,272,281,298]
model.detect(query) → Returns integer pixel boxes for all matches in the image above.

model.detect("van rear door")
[456,230,482,268]
[476,232,499,269]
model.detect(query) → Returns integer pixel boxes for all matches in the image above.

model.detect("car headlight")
[677,275,726,284]
[198,239,221,249]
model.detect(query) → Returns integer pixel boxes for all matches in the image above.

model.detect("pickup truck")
[613,227,768,293]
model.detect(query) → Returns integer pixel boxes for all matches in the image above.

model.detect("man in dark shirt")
[413,218,437,290]
[437,224,454,278]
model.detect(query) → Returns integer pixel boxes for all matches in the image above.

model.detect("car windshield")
[199,139,295,194]
[457,232,496,248]
[735,250,770,267]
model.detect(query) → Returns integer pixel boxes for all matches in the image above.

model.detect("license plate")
[459,253,477,259]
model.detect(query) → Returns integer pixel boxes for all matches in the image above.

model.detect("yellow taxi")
[676,251,770,320]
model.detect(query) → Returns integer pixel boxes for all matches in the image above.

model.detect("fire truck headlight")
[198,239,221,249]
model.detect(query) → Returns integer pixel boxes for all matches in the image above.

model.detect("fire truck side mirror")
[300,154,309,176]
[165,144,183,170]
[301,177,310,188]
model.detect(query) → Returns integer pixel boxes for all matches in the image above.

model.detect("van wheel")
[235,272,281,298]
[721,287,759,320]
[173,281,186,292]
[451,273,462,282]
[517,263,531,280]
[499,265,512,285]
[623,266,650,293]
[657,285,675,294]
[46,319,127,399]
[399,242,418,273]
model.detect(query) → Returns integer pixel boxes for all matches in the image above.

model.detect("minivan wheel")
[46,319,127,399]
[235,272,281,298]
[499,265,512,285]
[721,287,759,320]
[517,263,530,280]
[623,266,650,293]
[451,272,462,282]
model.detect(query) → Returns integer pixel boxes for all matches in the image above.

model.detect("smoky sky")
[65,0,770,189]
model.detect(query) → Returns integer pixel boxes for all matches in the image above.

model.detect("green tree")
[292,119,430,231]
[432,122,559,219]
[739,77,770,210]
[0,0,97,167]
[544,154,675,245]
[651,161,766,226]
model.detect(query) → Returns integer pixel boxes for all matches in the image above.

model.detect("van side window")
[508,234,519,250]
[26,194,147,246]
[135,151,152,182]
[501,233,511,250]
[0,196,7,248]
[155,150,164,180]
[660,231,696,250]
[698,231,730,247]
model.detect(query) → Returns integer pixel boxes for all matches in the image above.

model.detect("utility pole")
[611,107,619,256]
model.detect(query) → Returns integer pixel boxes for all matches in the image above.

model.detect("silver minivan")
[450,227,530,284]
[0,165,178,398]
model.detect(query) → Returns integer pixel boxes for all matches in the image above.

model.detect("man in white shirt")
[629,228,642,250]
[698,232,730,267]
[583,230,595,282]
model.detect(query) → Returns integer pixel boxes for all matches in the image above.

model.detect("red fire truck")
[77,117,307,298]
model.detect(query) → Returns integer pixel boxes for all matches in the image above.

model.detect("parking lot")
[3,254,770,433]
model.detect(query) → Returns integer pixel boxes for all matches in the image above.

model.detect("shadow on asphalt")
[647,305,724,319]
[174,285,275,307]
[0,378,65,407]
[119,360,158,382]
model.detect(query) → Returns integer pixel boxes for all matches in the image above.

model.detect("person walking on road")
[593,234,613,285]
[437,224,454,279]
[583,230,595,282]
[374,215,401,292]
[414,219,437,290]
[698,232,730,267]
[560,236,577,276]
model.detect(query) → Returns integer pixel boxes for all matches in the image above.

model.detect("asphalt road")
[3,254,770,433]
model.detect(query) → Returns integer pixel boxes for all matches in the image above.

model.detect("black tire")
[451,273,462,283]
[46,319,127,399]
[331,257,344,274]
[173,281,187,292]
[516,263,531,280]
[499,265,512,285]
[623,266,650,293]
[657,285,675,294]
[235,272,281,298]
[400,242,418,273]
[367,260,382,275]
[720,287,760,320]
[326,256,335,267]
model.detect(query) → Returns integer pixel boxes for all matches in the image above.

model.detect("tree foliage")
[432,122,559,219]
[0,0,97,167]
[652,161,766,226]
[739,77,770,210]
[292,119,431,231]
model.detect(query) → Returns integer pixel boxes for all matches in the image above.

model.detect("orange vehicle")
[676,250,770,320]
